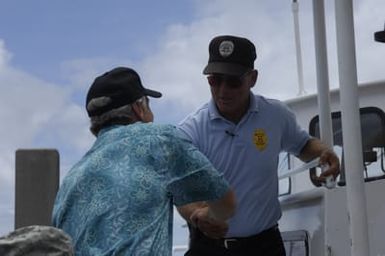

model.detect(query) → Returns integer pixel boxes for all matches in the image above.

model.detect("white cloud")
[0,40,12,69]
[143,0,385,120]
[0,43,94,235]
[141,0,317,116]
[0,66,91,153]
[59,57,136,91]
[119,1,313,127]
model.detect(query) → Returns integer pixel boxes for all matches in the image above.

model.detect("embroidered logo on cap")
[219,41,234,57]
[253,128,268,151]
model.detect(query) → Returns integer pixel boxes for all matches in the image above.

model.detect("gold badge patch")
[253,129,268,151]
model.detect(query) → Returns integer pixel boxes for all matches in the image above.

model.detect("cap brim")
[203,62,251,76]
[144,88,162,98]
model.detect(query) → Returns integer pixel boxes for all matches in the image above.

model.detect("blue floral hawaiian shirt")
[52,123,229,256]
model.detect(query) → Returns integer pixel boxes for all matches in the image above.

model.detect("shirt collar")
[98,125,122,137]
[97,122,144,136]
[208,92,259,121]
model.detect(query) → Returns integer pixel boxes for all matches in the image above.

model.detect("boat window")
[278,152,291,196]
[308,106,385,186]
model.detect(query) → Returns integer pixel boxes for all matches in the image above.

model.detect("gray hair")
[89,96,147,136]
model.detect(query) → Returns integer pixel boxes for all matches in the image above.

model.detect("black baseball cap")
[86,67,162,117]
[203,35,257,76]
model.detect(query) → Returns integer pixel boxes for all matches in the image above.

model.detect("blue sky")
[1,0,385,248]
[0,1,194,71]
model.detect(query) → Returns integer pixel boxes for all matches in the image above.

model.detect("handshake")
[177,189,236,239]
[189,204,229,239]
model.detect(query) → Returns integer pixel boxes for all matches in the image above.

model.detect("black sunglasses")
[207,71,251,88]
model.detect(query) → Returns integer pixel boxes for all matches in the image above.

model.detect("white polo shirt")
[178,93,310,237]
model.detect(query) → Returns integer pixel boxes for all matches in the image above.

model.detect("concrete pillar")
[15,149,59,229]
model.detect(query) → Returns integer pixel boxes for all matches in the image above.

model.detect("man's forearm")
[177,190,236,222]
[299,138,331,162]
[206,190,236,221]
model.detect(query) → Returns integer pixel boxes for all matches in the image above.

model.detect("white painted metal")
[279,157,320,179]
[324,180,385,255]
[334,0,370,254]
[285,81,385,194]
[280,179,385,256]
[291,0,306,96]
[312,0,334,148]
[280,188,326,255]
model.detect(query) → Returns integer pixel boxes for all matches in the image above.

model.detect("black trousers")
[184,225,286,256]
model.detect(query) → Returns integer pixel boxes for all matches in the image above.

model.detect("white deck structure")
[279,81,385,256]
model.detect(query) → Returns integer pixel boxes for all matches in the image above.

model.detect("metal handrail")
[278,157,335,189]
[278,157,320,180]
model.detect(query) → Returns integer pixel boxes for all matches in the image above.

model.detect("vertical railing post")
[334,0,370,255]
[15,149,59,229]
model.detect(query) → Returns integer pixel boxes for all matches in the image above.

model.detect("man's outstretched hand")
[190,206,228,239]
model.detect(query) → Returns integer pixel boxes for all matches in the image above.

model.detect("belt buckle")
[223,238,237,249]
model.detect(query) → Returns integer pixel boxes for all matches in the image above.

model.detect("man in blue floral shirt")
[52,67,236,256]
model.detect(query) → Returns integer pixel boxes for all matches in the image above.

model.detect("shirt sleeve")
[177,114,200,147]
[165,128,230,206]
[280,104,311,156]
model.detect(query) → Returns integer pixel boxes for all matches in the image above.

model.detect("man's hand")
[190,206,228,239]
[176,190,235,238]
[300,138,340,184]
[317,149,340,183]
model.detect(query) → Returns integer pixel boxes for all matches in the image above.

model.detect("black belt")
[191,225,280,250]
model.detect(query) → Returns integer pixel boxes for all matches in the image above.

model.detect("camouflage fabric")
[0,225,73,256]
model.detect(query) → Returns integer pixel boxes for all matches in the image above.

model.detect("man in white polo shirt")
[177,35,340,256]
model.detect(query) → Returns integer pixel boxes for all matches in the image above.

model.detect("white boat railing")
[172,245,188,255]
[278,157,336,189]
[278,157,320,180]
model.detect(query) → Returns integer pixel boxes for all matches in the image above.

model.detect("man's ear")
[132,101,145,121]
[250,69,258,88]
